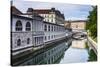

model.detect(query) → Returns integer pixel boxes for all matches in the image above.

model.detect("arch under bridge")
[72,31,97,55]
[72,31,87,40]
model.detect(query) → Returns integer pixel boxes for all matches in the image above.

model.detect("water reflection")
[19,39,72,65]
[60,39,89,63]
[15,38,96,66]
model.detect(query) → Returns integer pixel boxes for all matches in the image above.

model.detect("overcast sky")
[12,0,93,20]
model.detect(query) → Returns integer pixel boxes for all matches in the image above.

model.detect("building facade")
[27,8,65,25]
[43,21,66,44]
[11,14,33,55]
[11,6,66,56]
[11,6,44,55]
[64,20,86,32]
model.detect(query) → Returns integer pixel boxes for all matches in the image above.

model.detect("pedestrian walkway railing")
[87,36,97,55]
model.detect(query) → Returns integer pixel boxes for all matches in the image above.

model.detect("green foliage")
[88,49,97,61]
[86,6,97,39]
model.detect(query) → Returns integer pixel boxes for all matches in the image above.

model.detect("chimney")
[27,8,34,13]
[51,7,55,11]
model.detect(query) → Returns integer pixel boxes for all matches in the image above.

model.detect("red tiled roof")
[33,9,51,14]
[33,9,65,19]
[27,8,65,19]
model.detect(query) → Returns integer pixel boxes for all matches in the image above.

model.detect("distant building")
[64,20,86,32]
[27,8,65,24]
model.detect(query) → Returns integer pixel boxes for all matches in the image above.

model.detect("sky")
[12,0,93,20]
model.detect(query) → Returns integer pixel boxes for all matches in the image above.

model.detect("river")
[15,38,97,66]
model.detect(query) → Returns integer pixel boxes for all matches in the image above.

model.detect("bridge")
[72,31,87,40]
[72,31,97,55]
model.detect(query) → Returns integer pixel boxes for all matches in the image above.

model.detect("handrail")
[88,36,97,49]
[87,36,97,55]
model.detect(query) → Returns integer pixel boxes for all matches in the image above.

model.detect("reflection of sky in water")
[60,40,89,63]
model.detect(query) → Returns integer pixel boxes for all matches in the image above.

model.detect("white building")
[43,21,66,44]
[27,8,65,25]
[11,6,44,56]
[25,8,44,48]
[11,14,33,55]
[11,6,66,56]
[26,8,66,44]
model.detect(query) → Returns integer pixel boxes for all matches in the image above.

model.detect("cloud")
[12,0,92,20]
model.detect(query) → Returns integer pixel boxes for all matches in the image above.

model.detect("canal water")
[60,39,89,63]
[16,38,97,66]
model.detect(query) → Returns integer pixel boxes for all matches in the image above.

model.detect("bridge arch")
[72,32,87,40]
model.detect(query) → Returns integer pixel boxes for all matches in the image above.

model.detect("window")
[17,39,21,46]
[48,36,50,40]
[76,25,78,28]
[48,25,50,31]
[27,38,30,44]
[35,37,36,45]
[45,14,47,17]
[54,26,55,31]
[54,35,55,38]
[51,18,53,22]
[48,15,49,18]
[51,35,53,39]
[16,20,22,31]
[44,24,47,31]
[52,26,53,31]
[47,19,49,22]
[55,26,57,31]
[44,36,47,40]
[57,26,58,31]
[26,22,31,31]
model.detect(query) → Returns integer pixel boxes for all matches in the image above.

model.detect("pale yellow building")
[64,20,86,32]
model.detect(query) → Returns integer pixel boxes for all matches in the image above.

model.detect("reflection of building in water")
[19,42,67,65]
[72,40,86,49]
[44,42,66,64]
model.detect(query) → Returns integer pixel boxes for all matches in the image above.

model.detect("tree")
[86,6,97,39]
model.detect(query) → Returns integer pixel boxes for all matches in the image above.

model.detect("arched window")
[17,39,21,46]
[16,20,22,31]
[26,22,31,31]
[27,38,30,44]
